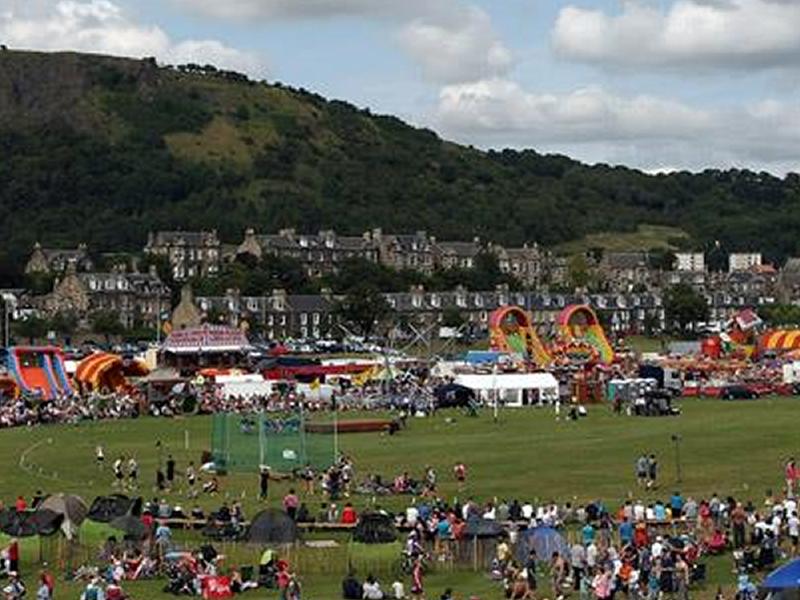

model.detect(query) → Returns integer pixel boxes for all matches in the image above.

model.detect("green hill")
[1,49,800,284]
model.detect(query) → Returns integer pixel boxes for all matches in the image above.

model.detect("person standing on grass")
[186,461,197,499]
[95,444,105,470]
[674,555,690,600]
[525,549,538,593]
[551,551,567,594]
[789,511,800,556]
[454,462,467,492]
[35,571,52,600]
[786,458,797,498]
[166,454,176,491]
[636,454,648,488]
[647,454,658,490]
[113,456,124,489]
[127,456,138,491]
[283,489,299,520]
[7,539,19,575]
[259,466,270,501]
[410,557,425,600]
[732,502,747,549]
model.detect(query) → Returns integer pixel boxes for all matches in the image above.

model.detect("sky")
[2,0,800,175]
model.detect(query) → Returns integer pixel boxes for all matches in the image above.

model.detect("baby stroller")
[162,563,194,596]
[732,549,757,574]
[690,563,707,584]
[257,550,280,588]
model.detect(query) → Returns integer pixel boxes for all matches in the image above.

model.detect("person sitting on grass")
[203,476,219,495]
[342,570,362,600]
[362,574,384,600]
[707,528,727,554]
[79,576,103,600]
[341,502,358,525]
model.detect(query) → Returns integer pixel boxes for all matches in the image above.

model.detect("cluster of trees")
[11,311,157,345]
[3,53,800,290]
[663,284,710,334]
[759,304,800,327]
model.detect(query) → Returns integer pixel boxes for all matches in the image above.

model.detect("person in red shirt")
[8,538,19,574]
[786,458,797,498]
[14,496,27,512]
[283,489,299,521]
[340,503,358,525]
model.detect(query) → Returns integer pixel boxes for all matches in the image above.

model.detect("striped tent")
[75,353,149,392]
[759,330,800,353]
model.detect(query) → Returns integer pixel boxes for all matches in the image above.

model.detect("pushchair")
[732,549,757,574]
[690,563,707,584]
[162,564,194,596]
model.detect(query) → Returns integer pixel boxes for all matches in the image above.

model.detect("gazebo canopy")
[162,324,251,354]
[764,559,800,590]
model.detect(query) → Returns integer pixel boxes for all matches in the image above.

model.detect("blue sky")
[2,0,799,174]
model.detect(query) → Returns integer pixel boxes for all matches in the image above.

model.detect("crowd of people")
[1,457,799,600]
[0,373,428,432]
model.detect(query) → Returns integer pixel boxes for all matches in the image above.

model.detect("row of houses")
[15,232,800,336]
[1,268,787,339]
[27,229,547,287]
[26,233,785,295]
[184,286,665,340]
[186,285,780,341]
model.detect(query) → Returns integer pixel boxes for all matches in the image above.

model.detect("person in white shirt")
[405,505,418,527]
[772,514,783,539]
[651,537,664,559]
[785,498,797,516]
[788,511,800,554]
[391,580,405,599]
[522,502,534,520]
[362,575,383,600]
[633,501,645,522]
[586,542,598,570]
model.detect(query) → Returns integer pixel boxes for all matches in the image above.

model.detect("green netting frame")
[211,412,335,473]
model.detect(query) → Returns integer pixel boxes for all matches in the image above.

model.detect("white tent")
[454,372,559,406]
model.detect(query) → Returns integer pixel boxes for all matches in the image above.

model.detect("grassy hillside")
[1,50,800,284]
[555,224,690,254]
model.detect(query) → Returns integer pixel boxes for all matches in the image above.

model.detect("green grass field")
[554,224,689,254]
[2,397,799,598]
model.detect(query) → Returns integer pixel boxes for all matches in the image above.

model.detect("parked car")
[720,385,757,400]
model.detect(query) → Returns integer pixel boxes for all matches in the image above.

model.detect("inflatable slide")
[556,305,615,365]
[489,306,552,367]
[3,347,74,399]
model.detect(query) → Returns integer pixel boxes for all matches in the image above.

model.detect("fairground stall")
[160,324,252,374]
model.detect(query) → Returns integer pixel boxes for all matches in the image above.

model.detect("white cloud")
[552,0,800,71]
[397,7,512,84]
[437,79,712,142]
[0,0,263,74]
[434,78,800,173]
[172,0,448,21]
[175,0,511,84]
